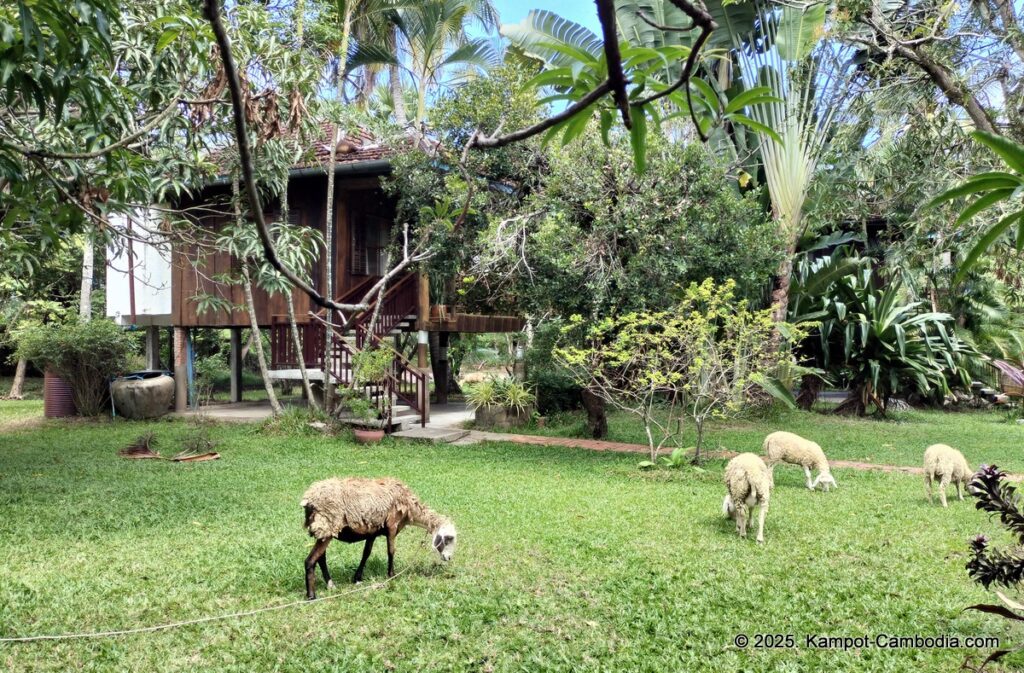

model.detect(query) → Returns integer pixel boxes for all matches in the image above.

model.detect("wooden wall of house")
[171,174,394,328]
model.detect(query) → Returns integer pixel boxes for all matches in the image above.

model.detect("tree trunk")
[287,292,319,411]
[769,253,794,328]
[581,387,608,439]
[7,357,27,399]
[323,126,340,412]
[795,374,821,411]
[79,235,94,321]
[241,329,255,361]
[430,331,450,404]
[242,267,282,415]
[281,169,317,411]
[390,61,408,128]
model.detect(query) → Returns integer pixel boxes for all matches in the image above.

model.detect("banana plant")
[929,131,1024,283]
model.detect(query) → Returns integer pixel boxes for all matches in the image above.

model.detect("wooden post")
[436,332,449,405]
[417,270,430,370]
[173,327,188,412]
[229,327,243,403]
[145,326,161,370]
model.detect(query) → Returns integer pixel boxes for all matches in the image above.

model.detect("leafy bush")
[555,279,799,462]
[465,376,536,412]
[193,355,228,406]
[791,250,977,415]
[16,319,137,416]
[526,321,582,414]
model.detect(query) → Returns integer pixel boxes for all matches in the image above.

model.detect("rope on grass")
[0,568,408,643]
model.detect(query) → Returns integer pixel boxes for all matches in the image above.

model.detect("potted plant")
[348,347,395,443]
[466,376,536,429]
[347,396,385,444]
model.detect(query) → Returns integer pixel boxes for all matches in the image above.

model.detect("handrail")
[352,272,418,348]
[307,311,428,429]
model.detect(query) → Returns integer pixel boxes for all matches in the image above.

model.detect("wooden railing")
[323,320,428,429]
[269,273,428,430]
[352,272,419,348]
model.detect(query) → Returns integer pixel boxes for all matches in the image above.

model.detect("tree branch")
[205,0,405,313]
[595,0,632,129]
[471,81,612,149]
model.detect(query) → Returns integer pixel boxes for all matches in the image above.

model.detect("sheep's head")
[431,521,457,562]
[813,473,838,491]
[722,495,736,518]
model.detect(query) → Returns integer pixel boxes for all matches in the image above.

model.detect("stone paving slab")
[391,427,470,443]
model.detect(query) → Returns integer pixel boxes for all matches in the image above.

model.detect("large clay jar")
[111,374,175,419]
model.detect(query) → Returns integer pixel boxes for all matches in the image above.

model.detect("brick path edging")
[466,430,1023,480]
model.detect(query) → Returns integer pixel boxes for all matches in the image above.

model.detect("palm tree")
[347,0,500,128]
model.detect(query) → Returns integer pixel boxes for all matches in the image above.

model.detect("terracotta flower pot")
[354,428,385,444]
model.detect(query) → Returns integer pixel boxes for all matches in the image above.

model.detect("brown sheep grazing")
[300,477,457,599]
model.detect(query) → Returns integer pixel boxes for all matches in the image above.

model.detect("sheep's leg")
[803,466,813,490]
[317,550,334,590]
[386,527,397,577]
[755,500,768,544]
[925,474,933,505]
[956,480,964,501]
[305,538,332,600]
[939,475,951,508]
[353,537,376,584]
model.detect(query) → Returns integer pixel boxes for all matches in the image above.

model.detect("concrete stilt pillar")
[229,327,243,403]
[513,341,526,381]
[417,330,428,370]
[173,327,189,412]
[145,326,161,370]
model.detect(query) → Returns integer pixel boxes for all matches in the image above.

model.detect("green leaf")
[629,104,648,175]
[723,86,780,114]
[728,113,782,146]
[956,188,1014,225]
[751,374,796,410]
[954,211,1024,283]
[928,173,1022,207]
[155,27,180,52]
[972,131,1024,175]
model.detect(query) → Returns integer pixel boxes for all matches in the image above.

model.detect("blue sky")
[490,0,600,35]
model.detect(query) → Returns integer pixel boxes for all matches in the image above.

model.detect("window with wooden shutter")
[351,213,389,276]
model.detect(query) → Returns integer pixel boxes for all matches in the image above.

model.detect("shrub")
[465,376,535,412]
[526,322,582,414]
[16,319,137,416]
[555,279,800,462]
[193,354,228,405]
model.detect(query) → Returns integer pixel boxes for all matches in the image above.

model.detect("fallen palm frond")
[170,450,221,462]
[118,433,221,463]
[118,433,163,459]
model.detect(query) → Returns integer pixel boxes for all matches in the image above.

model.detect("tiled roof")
[208,123,394,175]
[298,122,391,168]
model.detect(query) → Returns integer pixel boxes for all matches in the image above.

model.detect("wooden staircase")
[269,272,428,429]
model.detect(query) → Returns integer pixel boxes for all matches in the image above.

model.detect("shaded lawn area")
[516,406,1024,471]
[0,410,1022,672]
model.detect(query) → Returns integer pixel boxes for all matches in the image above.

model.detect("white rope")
[0,568,409,643]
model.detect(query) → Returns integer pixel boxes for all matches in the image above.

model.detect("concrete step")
[391,427,470,443]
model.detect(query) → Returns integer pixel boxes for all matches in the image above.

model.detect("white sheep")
[923,444,972,507]
[300,476,457,599]
[762,431,837,491]
[723,453,773,544]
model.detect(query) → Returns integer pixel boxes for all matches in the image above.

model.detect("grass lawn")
[518,405,1024,471]
[1,404,1023,671]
